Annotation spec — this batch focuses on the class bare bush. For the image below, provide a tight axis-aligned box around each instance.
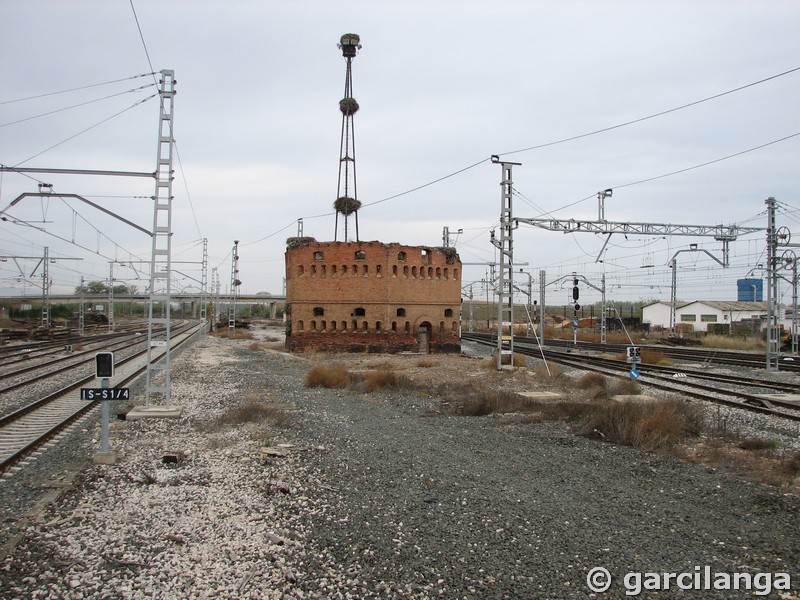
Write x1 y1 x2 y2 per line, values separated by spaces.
305 364 350 388
578 399 703 453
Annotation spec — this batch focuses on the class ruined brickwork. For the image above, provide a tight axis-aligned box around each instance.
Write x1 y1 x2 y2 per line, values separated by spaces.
285 239 461 353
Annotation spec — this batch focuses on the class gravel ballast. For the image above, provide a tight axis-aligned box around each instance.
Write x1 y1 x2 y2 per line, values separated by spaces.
1 329 798 599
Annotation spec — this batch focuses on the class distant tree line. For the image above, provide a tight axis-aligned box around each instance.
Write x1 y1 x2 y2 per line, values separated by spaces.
74 280 138 295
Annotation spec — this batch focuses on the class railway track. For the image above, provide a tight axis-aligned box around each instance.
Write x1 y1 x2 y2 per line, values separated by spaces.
463 333 800 422
534 336 800 372
0 321 205 475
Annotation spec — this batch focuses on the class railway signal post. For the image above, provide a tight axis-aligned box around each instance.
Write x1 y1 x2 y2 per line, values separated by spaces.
84 352 124 464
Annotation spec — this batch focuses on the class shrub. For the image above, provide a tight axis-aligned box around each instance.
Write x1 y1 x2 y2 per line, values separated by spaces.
578 399 703 453
738 437 780 451
360 369 414 392
577 373 607 390
214 400 292 428
305 364 350 388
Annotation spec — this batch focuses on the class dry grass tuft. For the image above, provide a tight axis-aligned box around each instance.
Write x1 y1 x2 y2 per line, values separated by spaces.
248 341 285 352
305 364 350 388
578 399 704 453
577 373 607 390
416 358 438 368
640 349 672 366
701 334 765 351
213 398 293 429
359 368 415 392
737 437 781 451
210 328 255 340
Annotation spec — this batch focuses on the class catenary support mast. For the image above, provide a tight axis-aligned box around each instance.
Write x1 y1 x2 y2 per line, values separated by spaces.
144 70 176 407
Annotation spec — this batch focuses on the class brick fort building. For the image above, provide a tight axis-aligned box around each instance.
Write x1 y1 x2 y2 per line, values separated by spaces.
284 239 462 353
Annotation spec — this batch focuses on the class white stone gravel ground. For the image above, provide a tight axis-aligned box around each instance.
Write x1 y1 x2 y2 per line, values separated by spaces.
1 327 799 599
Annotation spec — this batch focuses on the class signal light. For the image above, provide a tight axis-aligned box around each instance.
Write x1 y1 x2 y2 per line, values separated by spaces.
95 352 114 378
572 286 579 301
574 303 581 312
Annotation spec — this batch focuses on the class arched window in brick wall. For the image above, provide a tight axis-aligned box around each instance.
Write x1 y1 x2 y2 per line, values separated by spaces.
354 307 366 316
444 308 453 317
313 307 324 316
297 320 304 331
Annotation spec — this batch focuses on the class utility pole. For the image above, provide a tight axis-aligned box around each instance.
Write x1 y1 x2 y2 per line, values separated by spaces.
78 275 85 335
228 240 241 338
765 197 781 370
490 155 521 370
200 238 208 330
144 69 176 407
108 261 115 332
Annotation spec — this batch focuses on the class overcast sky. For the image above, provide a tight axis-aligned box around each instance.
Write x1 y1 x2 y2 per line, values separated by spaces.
1 0 799 309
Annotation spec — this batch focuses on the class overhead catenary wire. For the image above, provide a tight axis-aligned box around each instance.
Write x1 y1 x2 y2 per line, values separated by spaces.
496 65 800 158
10 93 158 167
0 83 158 128
0 72 156 105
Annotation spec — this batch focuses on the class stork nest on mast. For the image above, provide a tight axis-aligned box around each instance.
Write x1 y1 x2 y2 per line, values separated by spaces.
339 98 360 115
334 196 362 215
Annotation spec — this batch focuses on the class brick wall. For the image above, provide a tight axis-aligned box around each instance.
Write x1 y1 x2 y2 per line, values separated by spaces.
285 239 461 353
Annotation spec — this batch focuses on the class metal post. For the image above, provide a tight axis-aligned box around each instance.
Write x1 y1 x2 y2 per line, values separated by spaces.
228 240 240 338
99 377 111 454
600 272 607 344
108 262 115 332
144 69 177 407
766 197 780 371
78 275 85 335
491 156 520 370
41 247 50 329
539 270 546 346
200 238 208 330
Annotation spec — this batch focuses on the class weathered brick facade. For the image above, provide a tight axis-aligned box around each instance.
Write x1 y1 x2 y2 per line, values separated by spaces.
285 239 461 353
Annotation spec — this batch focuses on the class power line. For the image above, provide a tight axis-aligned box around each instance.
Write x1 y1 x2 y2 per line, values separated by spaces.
497 65 800 157
129 0 157 80
11 94 158 167
0 83 157 128
0 73 156 105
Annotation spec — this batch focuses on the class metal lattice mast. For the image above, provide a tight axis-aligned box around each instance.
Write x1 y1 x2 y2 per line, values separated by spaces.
490 157 521 369
766 197 781 370
78 276 85 335
334 33 362 242
144 69 176 407
228 240 240 338
200 238 208 327
107 261 115 332
40 247 50 328
210 266 218 331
